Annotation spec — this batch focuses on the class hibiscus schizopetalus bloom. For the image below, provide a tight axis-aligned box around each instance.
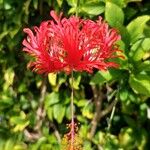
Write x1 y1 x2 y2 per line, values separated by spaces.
22 11 122 74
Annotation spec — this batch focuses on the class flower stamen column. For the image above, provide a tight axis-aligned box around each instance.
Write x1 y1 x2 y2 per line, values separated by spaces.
70 71 74 150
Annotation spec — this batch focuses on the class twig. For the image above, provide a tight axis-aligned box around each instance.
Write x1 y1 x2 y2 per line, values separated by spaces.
101 99 117 118
107 97 118 132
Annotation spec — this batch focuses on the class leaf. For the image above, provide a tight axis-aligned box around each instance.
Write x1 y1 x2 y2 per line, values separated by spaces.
90 70 123 85
3 139 15 150
56 0 63 7
44 92 59 109
90 71 111 85
81 1 105 15
33 0 38 9
48 73 57 86
0 31 8 41
127 15 150 44
115 24 130 46
66 0 77 7
10 111 29 132
119 89 128 102
53 104 65 123
82 103 93 119
129 38 150 61
69 74 81 90
138 60 150 72
107 0 125 8
47 107 53 121
76 99 87 107
4 68 15 90
124 0 142 4
129 73 150 96
0 95 14 110
105 2 124 27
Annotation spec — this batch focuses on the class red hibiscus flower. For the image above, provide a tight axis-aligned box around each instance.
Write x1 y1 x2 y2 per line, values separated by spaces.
22 10 122 74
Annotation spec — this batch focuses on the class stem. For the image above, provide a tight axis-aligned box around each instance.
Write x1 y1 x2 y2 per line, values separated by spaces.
107 98 118 132
71 71 74 150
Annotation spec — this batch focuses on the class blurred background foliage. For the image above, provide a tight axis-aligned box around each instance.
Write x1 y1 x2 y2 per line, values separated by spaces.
0 0 150 149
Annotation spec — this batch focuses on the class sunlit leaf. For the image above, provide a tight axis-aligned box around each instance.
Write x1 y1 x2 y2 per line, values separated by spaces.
105 2 124 27
127 15 150 44
53 104 65 123
129 73 150 96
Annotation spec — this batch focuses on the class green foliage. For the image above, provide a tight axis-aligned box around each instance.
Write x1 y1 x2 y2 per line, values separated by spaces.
0 0 150 149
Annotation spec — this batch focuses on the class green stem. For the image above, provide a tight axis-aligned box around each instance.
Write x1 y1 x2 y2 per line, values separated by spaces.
107 98 117 132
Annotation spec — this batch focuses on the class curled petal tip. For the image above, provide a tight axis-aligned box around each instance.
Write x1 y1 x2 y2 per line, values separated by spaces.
23 28 29 33
50 10 58 21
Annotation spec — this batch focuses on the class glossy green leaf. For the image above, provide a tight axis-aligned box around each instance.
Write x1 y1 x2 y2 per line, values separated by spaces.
44 92 59 109
105 2 124 27
127 15 150 44
138 60 150 72
47 107 53 121
90 70 123 85
81 1 105 15
129 74 150 96
129 38 150 61
119 89 128 102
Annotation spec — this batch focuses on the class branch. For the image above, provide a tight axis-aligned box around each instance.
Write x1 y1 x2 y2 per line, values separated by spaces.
88 86 103 139
101 99 117 118
35 77 47 131
24 129 41 142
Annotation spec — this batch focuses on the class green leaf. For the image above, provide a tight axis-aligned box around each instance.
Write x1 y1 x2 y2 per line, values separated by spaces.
107 0 125 8
47 107 53 121
0 95 14 110
124 0 142 4
119 89 128 102
48 73 57 86
53 104 65 123
4 68 14 91
129 38 150 61
3 139 15 150
76 99 87 107
66 0 77 7
10 111 29 132
105 2 124 27
33 0 38 9
127 15 150 44
44 92 59 109
129 73 150 96
81 1 105 15
69 74 81 90
56 0 63 7
90 70 123 85
138 60 150 72
119 127 135 149
82 102 93 119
